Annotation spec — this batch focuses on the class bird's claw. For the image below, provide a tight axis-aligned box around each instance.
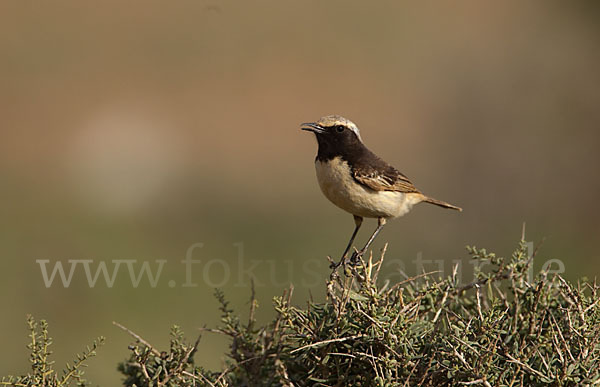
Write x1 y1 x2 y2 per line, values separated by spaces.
331 249 364 270
349 250 364 266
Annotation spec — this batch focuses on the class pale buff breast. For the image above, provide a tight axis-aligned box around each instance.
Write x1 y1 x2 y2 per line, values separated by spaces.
315 157 423 219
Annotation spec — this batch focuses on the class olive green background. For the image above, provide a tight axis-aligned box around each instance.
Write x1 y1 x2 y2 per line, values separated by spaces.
1 1 599 385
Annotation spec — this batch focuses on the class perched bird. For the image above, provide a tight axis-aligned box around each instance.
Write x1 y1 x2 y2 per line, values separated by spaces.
301 115 462 267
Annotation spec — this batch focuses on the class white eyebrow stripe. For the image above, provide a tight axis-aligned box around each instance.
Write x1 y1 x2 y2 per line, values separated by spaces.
317 115 363 142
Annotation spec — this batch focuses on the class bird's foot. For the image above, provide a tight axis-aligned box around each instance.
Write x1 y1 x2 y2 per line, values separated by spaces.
331 249 365 270
349 249 365 266
327 256 339 270
331 254 354 270
331 256 349 270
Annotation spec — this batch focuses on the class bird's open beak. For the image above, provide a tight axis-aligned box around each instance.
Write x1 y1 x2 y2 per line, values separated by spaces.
301 122 326 134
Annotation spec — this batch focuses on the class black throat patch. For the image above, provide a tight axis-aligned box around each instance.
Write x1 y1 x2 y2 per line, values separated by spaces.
315 130 366 163
314 131 413 191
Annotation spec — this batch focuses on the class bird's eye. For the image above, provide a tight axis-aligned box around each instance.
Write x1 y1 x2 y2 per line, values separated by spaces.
336 125 345 133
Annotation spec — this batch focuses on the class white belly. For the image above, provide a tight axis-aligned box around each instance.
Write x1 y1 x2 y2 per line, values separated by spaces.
315 157 422 218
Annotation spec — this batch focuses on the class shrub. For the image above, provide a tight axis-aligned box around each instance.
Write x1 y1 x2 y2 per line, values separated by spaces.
117 240 600 386
1 316 103 387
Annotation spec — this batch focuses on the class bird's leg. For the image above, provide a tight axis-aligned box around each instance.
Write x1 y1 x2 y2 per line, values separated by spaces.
332 215 363 269
350 217 387 265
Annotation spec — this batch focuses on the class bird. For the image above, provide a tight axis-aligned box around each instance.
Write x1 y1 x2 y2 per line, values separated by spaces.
301 115 462 267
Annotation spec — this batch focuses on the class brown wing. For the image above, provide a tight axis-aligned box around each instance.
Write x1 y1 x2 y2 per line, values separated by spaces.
352 161 420 193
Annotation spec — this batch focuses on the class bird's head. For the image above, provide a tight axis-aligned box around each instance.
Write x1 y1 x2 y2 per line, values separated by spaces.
301 115 363 150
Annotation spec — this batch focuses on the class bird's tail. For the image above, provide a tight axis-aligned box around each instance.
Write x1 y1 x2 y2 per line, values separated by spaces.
423 196 462 211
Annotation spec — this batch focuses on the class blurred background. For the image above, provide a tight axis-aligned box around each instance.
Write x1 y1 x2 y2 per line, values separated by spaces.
1 0 599 384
